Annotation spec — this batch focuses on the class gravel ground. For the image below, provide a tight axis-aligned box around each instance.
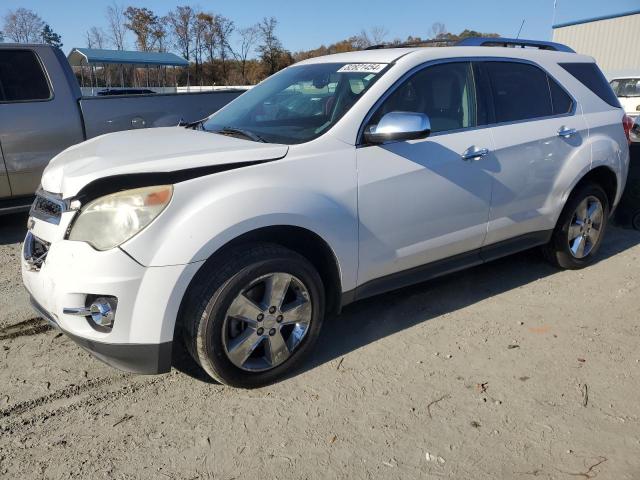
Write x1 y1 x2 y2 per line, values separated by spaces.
1 212 639 479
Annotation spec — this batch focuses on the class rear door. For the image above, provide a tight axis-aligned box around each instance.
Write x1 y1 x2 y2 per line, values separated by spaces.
477 60 589 246
0 47 84 197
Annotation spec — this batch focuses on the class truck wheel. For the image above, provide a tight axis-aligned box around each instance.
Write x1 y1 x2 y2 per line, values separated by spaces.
543 183 609 269
182 243 325 388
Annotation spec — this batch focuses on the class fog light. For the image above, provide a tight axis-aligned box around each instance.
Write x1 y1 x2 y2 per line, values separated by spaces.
89 298 115 327
63 295 117 329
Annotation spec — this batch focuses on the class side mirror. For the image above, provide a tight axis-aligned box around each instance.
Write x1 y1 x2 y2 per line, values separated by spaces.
631 117 640 143
364 111 431 144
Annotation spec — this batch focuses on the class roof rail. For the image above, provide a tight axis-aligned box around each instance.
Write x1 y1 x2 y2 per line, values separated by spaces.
365 39 455 50
456 37 575 53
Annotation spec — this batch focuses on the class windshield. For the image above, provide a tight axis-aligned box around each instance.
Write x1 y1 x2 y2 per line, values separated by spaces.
203 62 388 144
610 78 640 97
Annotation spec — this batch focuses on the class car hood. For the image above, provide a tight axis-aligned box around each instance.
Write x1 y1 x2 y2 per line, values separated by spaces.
41 127 289 197
618 97 640 117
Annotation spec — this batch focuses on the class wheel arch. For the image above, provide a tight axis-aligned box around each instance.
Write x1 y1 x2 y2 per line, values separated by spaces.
570 165 618 212
174 225 344 340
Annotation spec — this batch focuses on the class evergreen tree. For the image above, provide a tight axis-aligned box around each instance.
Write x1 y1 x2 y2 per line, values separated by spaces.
41 24 63 48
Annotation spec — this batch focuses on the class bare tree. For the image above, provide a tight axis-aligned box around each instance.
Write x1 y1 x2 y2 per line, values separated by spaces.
3 8 45 43
233 25 258 84
86 27 108 49
352 26 388 49
430 22 447 39
216 15 235 83
193 12 212 84
370 26 388 45
350 31 371 49
167 6 195 62
106 2 127 50
257 17 283 76
201 13 218 63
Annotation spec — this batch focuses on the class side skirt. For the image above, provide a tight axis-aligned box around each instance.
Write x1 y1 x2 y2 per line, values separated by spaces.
342 230 553 306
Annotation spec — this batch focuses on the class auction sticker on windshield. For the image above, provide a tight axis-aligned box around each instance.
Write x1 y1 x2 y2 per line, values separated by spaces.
337 63 387 74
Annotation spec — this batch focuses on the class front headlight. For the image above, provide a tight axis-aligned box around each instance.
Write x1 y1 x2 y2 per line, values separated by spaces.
69 185 173 251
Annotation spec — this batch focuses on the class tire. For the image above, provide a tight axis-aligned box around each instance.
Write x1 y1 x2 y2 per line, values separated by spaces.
182 243 325 388
543 182 610 269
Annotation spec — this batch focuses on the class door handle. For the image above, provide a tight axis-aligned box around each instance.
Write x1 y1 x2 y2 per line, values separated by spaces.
461 147 489 161
557 126 577 138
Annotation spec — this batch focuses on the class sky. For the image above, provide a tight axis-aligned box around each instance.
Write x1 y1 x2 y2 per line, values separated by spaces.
1 0 638 55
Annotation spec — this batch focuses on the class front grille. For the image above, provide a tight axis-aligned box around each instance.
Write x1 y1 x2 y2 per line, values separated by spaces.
30 191 66 225
23 231 50 271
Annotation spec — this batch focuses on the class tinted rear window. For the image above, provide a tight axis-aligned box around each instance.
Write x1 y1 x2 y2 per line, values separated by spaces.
0 50 51 102
484 62 553 123
560 62 620 108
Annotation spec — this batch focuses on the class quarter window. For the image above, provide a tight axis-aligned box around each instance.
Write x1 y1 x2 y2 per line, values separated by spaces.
560 62 620 108
548 76 573 114
370 62 478 134
483 62 553 123
0 50 51 102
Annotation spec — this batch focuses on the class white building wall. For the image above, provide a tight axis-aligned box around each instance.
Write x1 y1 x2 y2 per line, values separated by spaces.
553 13 640 75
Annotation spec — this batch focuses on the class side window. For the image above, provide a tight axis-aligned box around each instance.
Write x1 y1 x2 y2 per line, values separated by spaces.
548 76 573 115
560 62 620 108
370 62 477 134
483 61 553 123
0 50 51 102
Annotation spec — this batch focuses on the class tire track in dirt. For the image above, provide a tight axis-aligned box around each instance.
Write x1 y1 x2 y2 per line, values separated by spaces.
0 317 51 341
0 376 117 418
0 375 166 433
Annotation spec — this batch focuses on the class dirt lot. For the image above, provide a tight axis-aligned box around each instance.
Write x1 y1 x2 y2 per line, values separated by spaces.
1 211 639 479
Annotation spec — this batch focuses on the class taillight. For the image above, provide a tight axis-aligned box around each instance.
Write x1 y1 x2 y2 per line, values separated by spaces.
623 114 634 145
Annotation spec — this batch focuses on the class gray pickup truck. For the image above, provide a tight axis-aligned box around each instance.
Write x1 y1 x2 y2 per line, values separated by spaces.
0 44 243 212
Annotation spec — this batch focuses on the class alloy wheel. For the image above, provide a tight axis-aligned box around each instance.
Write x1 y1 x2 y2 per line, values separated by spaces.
221 272 312 372
567 195 604 259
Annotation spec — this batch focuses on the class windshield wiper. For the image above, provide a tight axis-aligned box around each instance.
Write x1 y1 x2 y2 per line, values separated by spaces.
216 126 266 143
183 117 208 130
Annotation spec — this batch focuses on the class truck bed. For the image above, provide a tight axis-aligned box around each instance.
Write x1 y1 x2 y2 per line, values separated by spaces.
79 90 243 138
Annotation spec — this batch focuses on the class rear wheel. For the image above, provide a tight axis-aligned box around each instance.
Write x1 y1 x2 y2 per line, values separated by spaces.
543 183 610 269
182 243 325 388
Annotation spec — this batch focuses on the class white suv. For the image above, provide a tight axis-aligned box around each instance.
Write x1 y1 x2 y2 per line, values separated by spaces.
609 74 640 120
23 38 630 387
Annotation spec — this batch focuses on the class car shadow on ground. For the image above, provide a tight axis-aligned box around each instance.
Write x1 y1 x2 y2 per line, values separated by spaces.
173 226 640 385
299 227 640 378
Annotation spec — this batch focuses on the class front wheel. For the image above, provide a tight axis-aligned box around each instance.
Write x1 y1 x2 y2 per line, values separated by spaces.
182 244 325 388
543 182 610 269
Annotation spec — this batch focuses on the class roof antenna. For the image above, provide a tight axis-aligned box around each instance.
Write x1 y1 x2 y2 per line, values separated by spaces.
516 19 525 39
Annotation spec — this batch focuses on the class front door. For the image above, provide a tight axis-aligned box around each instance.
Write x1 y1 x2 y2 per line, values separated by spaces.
356 61 494 293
